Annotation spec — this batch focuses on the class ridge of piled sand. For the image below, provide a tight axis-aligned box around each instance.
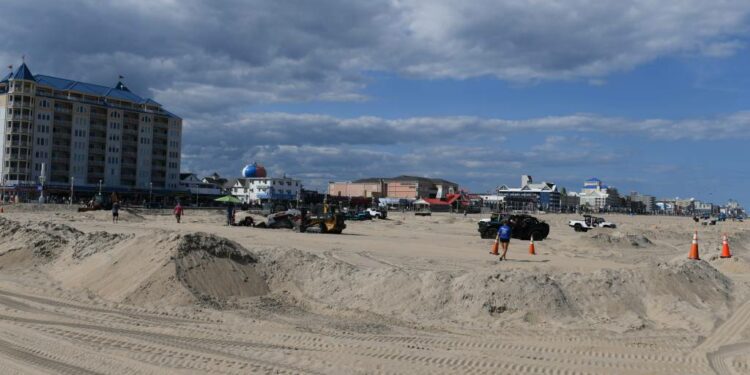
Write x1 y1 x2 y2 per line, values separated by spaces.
0 217 269 308
260 248 736 333
2 209 750 374
0 215 739 334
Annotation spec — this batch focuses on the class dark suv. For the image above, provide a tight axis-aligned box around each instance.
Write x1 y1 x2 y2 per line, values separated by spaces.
478 213 550 241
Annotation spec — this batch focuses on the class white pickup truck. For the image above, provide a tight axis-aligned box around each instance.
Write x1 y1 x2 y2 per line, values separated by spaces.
568 215 616 232
365 208 383 219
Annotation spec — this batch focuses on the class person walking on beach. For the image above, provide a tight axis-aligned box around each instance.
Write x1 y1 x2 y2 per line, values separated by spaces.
112 201 120 223
173 203 183 223
226 205 234 226
497 220 511 261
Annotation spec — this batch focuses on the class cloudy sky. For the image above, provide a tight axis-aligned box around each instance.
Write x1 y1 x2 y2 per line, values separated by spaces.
3 0 750 203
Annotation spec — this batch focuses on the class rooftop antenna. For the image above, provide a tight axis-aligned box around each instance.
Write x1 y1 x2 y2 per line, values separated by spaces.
21 55 25 63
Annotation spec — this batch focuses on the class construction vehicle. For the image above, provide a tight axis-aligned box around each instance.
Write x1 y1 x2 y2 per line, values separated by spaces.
568 215 616 232
254 209 300 229
478 213 550 240
300 203 346 234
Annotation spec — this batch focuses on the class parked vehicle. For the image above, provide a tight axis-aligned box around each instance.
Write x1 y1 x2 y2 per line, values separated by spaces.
478 213 550 241
365 208 387 219
568 215 616 232
345 210 373 221
415 207 432 216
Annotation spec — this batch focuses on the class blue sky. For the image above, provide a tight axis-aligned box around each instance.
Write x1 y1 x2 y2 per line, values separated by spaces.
2 1 749 204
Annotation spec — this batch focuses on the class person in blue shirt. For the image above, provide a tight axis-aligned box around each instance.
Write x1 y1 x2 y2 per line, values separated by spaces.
497 220 511 261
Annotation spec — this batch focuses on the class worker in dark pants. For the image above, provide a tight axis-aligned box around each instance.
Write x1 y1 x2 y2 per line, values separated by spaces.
226 205 234 226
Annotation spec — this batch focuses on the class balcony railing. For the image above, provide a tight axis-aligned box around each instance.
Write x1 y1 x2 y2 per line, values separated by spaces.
5 167 29 174
8 114 33 122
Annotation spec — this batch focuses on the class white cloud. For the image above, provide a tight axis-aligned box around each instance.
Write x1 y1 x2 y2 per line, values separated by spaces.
179 110 750 191
1 0 748 113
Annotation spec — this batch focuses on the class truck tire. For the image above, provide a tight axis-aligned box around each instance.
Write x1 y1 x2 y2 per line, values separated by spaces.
574 224 584 232
529 229 544 241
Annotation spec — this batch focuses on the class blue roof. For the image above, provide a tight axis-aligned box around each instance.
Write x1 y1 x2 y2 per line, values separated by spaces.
585 178 602 183
114 81 131 92
34 74 160 106
13 63 36 82
1 71 12 82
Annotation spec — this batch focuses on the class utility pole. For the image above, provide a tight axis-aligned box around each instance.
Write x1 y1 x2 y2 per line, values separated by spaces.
70 176 74 205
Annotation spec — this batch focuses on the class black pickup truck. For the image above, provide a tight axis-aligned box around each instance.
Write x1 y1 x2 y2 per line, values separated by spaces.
477 213 550 241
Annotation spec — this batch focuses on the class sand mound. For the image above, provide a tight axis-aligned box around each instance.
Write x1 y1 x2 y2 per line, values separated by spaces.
261 249 734 332
174 233 268 307
48 231 268 307
0 217 134 264
587 231 653 248
72 231 134 259
0 217 79 264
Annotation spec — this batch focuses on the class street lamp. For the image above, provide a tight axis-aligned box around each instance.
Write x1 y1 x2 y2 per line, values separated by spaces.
149 182 153 204
38 163 46 204
70 176 74 205
98 179 102 195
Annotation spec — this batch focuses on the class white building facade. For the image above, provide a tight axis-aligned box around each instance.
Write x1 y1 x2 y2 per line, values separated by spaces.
0 63 182 191
496 175 561 212
231 176 301 204
179 173 222 195
579 178 620 210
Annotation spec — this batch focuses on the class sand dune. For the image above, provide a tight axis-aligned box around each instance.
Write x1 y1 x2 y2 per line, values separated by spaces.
0 205 749 374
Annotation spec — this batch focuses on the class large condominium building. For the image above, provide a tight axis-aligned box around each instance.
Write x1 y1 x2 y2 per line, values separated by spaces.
0 63 182 191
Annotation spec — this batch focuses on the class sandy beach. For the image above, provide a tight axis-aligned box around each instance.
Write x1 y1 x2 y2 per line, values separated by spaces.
0 204 748 374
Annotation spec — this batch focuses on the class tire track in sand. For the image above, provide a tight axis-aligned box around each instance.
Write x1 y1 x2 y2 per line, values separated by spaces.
695 298 750 375
0 336 101 375
708 342 750 375
696 299 750 354
0 313 327 375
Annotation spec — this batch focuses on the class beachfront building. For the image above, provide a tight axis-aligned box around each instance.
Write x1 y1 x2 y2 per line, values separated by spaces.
327 179 386 198
629 192 656 213
328 175 458 200
496 175 561 212
0 62 182 194
231 177 301 204
230 163 301 204
693 200 714 216
578 178 620 211
560 191 581 213
655 199 676 214
723 199 746 218
179 173 222 195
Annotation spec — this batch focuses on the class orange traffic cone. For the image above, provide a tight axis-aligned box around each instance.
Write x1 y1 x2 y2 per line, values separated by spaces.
529 235 536 255
720 234 732 258
688 231 700 260
490 233 499 255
